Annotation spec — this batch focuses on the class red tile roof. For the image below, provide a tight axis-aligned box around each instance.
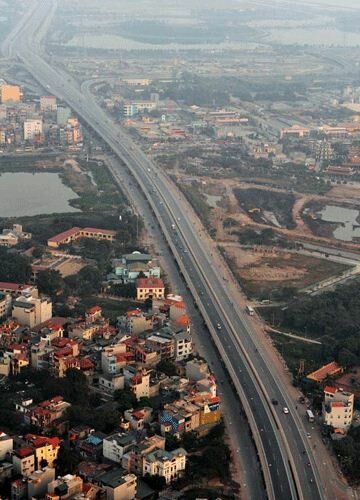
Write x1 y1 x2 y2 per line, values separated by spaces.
324 386 337 394
83 227 116 236
136 277 164 289
332 402 345 408
0 282 31 291
86 306 102 315
307 361 342 382
48 227 81 244
14 447 34 459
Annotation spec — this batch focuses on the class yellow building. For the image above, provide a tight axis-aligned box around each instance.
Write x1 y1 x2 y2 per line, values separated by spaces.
0 84 21 103
24 434 60 468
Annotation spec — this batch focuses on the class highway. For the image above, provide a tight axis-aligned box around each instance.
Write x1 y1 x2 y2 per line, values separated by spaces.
3 2 327 499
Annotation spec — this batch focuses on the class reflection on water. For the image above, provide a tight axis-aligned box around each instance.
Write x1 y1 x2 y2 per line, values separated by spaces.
320 205 360 241
0 172 80 217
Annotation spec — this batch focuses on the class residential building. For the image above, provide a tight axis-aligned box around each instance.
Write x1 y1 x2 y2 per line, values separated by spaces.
12 294 52 328
101 343 133 375
126 367 151 400
142 448 187 484
109 252 160 284
136 278 165 301
28 467 56 499
118 309 154 335
12 447 35 477
0 292 12 318
40 95 57 112
122 435 165 475
46 474 83 500
24 119 43 141
26 396 71 430
99 372 125 393
24 433 60 468
124 407 153 431
323 386 354 430
102 432 137 464
96 468 137 500
0 224 31 247
0 432 13 460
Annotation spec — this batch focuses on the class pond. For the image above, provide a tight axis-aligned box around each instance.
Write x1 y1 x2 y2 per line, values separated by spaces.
0 172 80 217
319 205 360 242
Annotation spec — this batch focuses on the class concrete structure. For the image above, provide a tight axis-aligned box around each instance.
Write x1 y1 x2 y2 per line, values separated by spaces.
28 467 56 499
40 95 57 111
24 433 60 468
136 277 165 301
0 224 31 247
24 119 43 141
109 252 160 284
97 468 137 500
47 227 116 248
46 474 83 499
118 309 154 335
57 106 71 125
12 295 52 328
0 432 13 461
142 448 186 484
102 432 137 464
122 435 165 475
323 386 354 431
12 447 35 477
99 372 125 393
0 292 12 318
124 407 153 431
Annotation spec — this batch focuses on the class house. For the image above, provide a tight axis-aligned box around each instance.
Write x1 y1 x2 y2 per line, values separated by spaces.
122 435 165 475
96 468 137 500
23 433 60 468
0 432 13 460
46 474 83 500
12 447 35 477
136 278 165 301
118 309 154 335
0 224 31 247
27 467 56 499
99 372 125 393
102 432 137 464
124 407 153 431
323 386 354 431
12 294 52 328
109 252 161 284
142 448 187 485
27 396 71 430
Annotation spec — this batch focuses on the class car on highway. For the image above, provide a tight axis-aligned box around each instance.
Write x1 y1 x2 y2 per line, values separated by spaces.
271 398 278 406
283 407 289 414
217 323 222 330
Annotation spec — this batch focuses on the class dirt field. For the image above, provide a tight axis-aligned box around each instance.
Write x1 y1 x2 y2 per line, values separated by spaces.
221 244 350 298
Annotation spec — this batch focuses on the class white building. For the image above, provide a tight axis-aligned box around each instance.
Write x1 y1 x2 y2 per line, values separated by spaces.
12 294 52 328
0 432 13 460
24 119 43 141
102 432 137 464
99 372 125 393
323 386 354 430
0 292 12 318
142 448 187 484
174 331 193 361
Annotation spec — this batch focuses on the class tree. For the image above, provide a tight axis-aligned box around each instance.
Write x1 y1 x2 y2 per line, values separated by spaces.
37 269 64 297
0 247 31 282
32 246 44 259
114 389 137 412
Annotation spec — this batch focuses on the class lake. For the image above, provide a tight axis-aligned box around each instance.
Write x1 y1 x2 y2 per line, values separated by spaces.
0 172 80 217
319 205 360 242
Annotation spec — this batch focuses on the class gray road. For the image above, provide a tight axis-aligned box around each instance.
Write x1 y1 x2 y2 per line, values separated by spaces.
3 1 327 498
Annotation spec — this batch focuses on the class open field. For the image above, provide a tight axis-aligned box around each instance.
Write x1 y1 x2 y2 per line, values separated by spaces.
220 244 350 299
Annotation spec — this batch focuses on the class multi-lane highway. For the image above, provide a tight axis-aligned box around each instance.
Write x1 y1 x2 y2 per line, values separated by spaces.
3 1 328 498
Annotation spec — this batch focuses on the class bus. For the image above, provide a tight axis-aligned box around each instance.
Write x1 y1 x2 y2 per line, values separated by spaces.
306 409 315 423
246 305 255 316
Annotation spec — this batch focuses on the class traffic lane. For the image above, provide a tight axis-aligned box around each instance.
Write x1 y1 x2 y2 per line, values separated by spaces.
175 254 292 499
21 57 298 498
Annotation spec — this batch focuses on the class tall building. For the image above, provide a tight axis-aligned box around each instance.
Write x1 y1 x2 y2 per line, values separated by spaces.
24 119 43 141
323 386 354 430
40 95 57 112
56 106 71 126
0 84 21 103
12 295 52 328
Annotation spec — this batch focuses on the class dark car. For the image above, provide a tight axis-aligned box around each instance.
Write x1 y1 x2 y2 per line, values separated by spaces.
271 399 278 406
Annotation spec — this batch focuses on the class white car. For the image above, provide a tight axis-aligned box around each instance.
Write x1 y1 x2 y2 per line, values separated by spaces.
283 407 289 414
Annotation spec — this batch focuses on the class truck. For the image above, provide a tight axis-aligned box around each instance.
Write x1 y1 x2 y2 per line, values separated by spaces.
246 305 255 316
306 409 315 423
